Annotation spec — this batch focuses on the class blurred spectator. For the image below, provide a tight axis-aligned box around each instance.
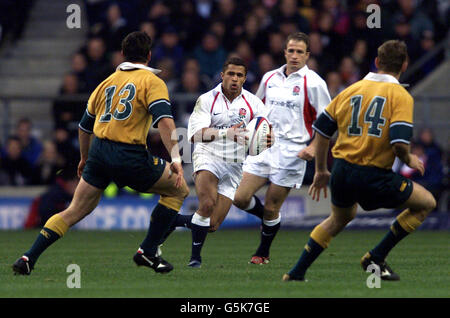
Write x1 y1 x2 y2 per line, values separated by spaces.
393 14 420 62
322 0 350 36
99 2 130 52
139 20 157 40
193 32 227 81
211 0 244 50
25 167 79 228
267 32 285 67
70 52 89 93
0 0 32 45
52 74 85 143
110 50 126 69
416 30 440 77
272 0 310 35
83 37 112 92
314 10 341 57
239 14 267 56
155 57 179 94
15 118 42 167
306 56 319 74
0 136 34 186
351 39 370 76
308 31 336 77
171 0 207 51
326 71 345 99
338 56 359 87
53 126 79 169
396 0 434 42
417 128 445 209
31 140 65 185
146 1 171 31
183 57 212 89
151 26 184 73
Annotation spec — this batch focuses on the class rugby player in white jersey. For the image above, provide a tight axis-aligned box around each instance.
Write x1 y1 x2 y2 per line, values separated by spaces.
233 32 332 265
173 56 272 267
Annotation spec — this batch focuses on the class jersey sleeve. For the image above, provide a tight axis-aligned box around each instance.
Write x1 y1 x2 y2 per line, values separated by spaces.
389 92 414 144
312 96 338 139
256 72 273 103
253 95 269 119
308 79 332 115
188 96 211 142
79 91 98 133
146 77 173 128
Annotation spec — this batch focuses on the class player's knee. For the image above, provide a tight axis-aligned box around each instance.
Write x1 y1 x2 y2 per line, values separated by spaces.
233 194 251 210
263 205 279 220
198 197 216 215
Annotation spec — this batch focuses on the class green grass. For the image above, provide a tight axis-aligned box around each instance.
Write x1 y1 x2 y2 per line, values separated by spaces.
0 229 448 298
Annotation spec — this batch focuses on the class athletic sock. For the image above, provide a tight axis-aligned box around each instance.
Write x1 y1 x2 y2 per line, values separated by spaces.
288 224 332 279
24 214 69 266
140 203 178 257
254 216 281 257
369 209 421 262
244 196 264 219
190 212 210 261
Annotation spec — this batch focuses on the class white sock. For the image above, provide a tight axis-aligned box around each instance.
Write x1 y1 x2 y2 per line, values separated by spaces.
263 215 281 227
245 196 256 211
191 212 210 227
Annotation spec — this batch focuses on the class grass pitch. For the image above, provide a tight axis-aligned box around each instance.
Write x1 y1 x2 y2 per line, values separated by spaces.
0 229 448 298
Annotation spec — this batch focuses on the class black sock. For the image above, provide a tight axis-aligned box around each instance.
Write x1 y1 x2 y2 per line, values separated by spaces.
140 203 178 257
370 220 409 262
254 220 281 257
190 223 209 261
25 228 61 267
175 214 193 228
245 196 264 219
288 237 324 279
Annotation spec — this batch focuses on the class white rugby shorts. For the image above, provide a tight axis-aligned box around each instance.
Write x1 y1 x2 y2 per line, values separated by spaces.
243 141 307 188
193 154 243 200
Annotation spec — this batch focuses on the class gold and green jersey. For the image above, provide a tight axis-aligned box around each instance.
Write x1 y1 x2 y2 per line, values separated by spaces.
79 62 172 146
313 72 413 170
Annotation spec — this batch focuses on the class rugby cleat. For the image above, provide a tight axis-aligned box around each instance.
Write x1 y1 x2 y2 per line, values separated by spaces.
187 257 202 268
360 252 400 281
249 255 270 265
133 248 173 273
282 273 307 282
12 255 33 275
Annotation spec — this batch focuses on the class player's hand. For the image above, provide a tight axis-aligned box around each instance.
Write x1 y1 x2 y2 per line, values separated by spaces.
308 170 330 202
77 159 86 178
169 161 184 188
407 154 425 176
227 121 248 145
297 144 315 161
266 124 275 148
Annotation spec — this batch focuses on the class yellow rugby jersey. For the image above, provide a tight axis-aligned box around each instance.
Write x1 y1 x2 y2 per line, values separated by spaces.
79 62 172 146
313 72 413 170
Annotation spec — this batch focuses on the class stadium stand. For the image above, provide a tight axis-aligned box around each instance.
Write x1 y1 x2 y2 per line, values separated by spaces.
0 0 448 213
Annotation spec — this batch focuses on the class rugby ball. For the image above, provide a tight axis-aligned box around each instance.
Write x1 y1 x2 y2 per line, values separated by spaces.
246 116 271 156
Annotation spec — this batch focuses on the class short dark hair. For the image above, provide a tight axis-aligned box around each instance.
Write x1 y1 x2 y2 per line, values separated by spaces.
222 56 247 75
121 31 152 63
285 32 310 52
377 40 408 74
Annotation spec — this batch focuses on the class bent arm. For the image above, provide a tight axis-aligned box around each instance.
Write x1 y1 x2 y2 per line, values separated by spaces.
157 117 181 161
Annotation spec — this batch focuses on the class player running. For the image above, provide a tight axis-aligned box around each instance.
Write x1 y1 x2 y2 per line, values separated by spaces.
12 31 189 275
171 56 273 268
283 40 436 282
233 32 331 265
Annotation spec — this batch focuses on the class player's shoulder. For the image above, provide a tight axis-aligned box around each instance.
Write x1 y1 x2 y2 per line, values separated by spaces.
242 88 263 105
305 68 327 87
261 68 280 83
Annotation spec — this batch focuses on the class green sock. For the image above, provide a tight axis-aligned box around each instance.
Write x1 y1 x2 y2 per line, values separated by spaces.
288 238 324 279
370 220 409 262
24 228 61 266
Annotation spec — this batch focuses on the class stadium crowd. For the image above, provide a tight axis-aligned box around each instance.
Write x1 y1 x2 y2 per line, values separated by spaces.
0 0 448 210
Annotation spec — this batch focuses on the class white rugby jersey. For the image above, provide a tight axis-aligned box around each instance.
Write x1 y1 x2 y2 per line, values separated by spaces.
256 64 331 145
188 83 267 162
